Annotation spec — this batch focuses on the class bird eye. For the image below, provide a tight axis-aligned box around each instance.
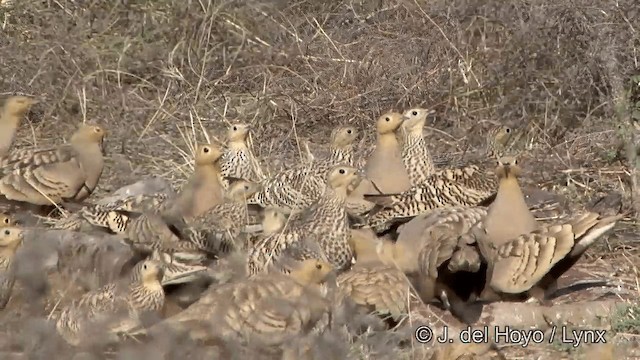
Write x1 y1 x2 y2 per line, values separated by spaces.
315 263 322 270
94 128 102 133
505 127 511 133
514 159 518 165
3 218 8 224
4 230 10 235
347 129 352 134
233 126 238 131
203 147 210 153
339 169 346 174
385 117 390 122
412 111 418 116
143 264 148 270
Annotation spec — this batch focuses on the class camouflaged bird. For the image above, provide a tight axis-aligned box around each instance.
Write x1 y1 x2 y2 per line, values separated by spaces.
219 122 265 190
51 192 169 232
470 156 622 303
0 95 38 159
362 121 515 233
55 259 165 346
0 124 106 205
148 249 209 286
247 126 358 212
412 157 622 321
247 165 360 276
0 226 24 309
244 206 288 250
398 108 436 186
133 258 334 347
364 172 493 234
336 228 411 324
399 108 501 190
187 179 263 255
73 144 225 261
409 157 533 315
475 211 621 304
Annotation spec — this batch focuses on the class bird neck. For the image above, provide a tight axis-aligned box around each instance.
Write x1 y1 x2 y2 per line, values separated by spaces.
0 107 23 127
227 140 247 150
493 176 529 209
142 279 164 292
376 132 400 149
0 111 23 156
289 270 316 287
194 162 221 181
324 185 348 203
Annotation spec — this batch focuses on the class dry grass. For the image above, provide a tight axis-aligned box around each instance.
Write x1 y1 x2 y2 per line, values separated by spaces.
1 0 640 358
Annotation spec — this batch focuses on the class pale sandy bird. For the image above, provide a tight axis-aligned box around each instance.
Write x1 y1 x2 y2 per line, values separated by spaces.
247 126 358 212
0 124 106 206
0 212 16 228
411 157 622 322
476 211 621 304
411 157 537 316
336 228 411 324
61 144 225 263
244 206 288 250
357 111 411 194
165 143 226 219
186 179 263 254
0 95 38 159
471 157 622 303
219 122 265 190
479 156 538 245
136 258 334 348
260 206 287 236
54 143 224 235
55 258 165 346
346 112 409 218
0 226 24 309
247 165 360 275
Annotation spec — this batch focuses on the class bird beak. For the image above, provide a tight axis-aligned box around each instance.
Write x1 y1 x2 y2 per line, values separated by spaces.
427 109 436 115
503 164 511 176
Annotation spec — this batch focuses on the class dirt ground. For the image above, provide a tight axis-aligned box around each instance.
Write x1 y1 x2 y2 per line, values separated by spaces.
1 0 639 358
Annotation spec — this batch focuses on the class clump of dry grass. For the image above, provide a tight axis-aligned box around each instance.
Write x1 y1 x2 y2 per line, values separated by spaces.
0 0 639 358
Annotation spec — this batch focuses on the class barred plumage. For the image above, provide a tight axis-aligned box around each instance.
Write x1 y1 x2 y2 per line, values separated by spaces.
220 123 265 190
247 126 358 212
247 165 359 276
55 259 165 346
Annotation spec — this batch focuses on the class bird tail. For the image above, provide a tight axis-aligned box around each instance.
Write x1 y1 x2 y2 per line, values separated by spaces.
569 212 624 258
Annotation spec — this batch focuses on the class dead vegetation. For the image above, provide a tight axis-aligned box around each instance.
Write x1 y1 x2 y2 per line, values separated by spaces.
1 0 639 358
